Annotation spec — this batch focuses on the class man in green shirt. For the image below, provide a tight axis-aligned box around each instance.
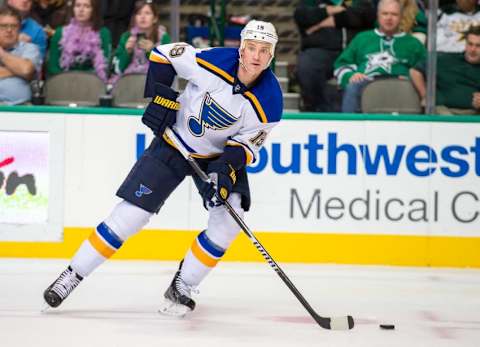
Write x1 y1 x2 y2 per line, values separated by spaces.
333 0 426 113
410 25 480 115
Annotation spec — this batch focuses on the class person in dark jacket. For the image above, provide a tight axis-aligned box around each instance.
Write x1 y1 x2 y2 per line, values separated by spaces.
294 0 376 112
100 0 135 47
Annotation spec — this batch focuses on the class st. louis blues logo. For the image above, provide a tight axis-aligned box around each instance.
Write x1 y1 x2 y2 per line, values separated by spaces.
188 93 238 137
135 184 152 198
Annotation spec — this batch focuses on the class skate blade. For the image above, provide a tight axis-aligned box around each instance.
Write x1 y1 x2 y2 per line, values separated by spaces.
158 298 192 317
41 302 52 313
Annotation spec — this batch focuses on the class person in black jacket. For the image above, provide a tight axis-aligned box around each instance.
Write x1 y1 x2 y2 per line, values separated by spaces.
100 0 135 47
294 0 376 112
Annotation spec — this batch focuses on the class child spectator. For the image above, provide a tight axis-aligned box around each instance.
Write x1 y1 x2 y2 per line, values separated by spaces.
47 0 111 82
110 0 170 84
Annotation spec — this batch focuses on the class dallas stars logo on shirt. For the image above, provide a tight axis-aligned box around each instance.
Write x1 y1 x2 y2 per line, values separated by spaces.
365 51 396 74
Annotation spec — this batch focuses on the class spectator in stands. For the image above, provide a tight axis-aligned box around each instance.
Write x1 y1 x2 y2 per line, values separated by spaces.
334 0 425 113
7 0 47 57
294 0 376 112
0 6 41 104
110 0 170 84
399 0 427 43
31 0 70 38
437 0 480 52
410 25 480 115
47 0 111 82
100 0 136 47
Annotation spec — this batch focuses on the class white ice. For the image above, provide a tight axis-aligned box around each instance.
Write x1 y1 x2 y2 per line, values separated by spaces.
0 259 479 347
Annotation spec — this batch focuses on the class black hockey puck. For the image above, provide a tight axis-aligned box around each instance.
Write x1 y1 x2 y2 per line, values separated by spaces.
379 324 395 330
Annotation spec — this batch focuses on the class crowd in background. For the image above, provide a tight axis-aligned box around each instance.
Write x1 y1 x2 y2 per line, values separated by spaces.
0 0 478 114
0 0 170 105
295 0 480 114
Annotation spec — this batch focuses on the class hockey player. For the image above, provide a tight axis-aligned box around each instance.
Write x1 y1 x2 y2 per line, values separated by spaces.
43 20 283 315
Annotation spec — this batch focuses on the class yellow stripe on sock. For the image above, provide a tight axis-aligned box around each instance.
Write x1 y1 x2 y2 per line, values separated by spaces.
88 232 116 258
191 239 219 267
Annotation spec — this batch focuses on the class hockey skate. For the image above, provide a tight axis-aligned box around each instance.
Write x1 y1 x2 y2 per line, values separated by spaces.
43 266 83 308
159 263 197 317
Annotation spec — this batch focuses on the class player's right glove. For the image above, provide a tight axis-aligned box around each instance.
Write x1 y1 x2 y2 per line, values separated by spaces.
142 83 180 136
199 146 246 208
202 161 237 208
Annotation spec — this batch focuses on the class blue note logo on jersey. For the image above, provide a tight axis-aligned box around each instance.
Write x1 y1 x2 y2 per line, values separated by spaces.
135 184 152 198
188 93 238 137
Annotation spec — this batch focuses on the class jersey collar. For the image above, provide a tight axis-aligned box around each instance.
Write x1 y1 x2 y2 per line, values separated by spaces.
232 67 267 95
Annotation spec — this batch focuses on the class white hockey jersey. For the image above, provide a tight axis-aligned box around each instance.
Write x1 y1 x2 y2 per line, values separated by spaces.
437 8 480 53
148 43 283 165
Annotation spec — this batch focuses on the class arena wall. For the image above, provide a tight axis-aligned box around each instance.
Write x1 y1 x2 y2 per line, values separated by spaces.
1 106 479 267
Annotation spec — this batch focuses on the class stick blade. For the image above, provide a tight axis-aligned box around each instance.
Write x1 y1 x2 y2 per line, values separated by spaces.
329 315 355 330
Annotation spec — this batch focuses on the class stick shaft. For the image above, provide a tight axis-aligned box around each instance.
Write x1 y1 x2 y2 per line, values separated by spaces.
164 127 353 330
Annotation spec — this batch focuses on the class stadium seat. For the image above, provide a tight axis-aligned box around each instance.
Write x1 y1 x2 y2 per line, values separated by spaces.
111 74 148 108
44 72 105 106
361 78 422 114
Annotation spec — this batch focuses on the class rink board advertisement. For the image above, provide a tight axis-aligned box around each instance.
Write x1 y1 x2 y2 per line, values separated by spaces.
0 113 64 241
0 131 49 224
0 108 479 266
246 120 480 236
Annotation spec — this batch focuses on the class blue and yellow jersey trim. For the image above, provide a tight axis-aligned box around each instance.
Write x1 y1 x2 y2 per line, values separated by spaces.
196 57 234 84
195 48 282 124
243 91 268 123
149 48 171 64
162 131 221 159
226 139 255 165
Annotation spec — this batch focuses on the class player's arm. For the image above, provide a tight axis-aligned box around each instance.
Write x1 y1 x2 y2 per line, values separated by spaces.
203 119 279 205
141 45 180 136
143 43 202 135
227 121 278 166
141 82 180 136
144 47 177 97
145 43 203 97
201 85 282 204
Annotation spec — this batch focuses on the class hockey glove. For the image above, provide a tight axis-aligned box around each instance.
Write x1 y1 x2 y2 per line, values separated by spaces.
201 161 237 208
142 83 180 136
200 146 246 208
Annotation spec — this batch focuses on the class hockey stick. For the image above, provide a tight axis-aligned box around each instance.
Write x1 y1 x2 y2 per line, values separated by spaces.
164 127 354 330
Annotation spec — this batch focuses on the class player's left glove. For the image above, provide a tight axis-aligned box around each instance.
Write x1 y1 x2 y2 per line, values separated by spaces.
199 146 246 208
142 83 180 136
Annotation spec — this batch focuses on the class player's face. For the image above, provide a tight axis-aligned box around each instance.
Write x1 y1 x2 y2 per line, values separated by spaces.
241 40 272 74
465 34 480 64
377 1 401 36
135 5 156 31
74 0 93 24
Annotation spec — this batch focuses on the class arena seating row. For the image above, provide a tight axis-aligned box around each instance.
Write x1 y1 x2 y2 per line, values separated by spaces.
41 70 420 114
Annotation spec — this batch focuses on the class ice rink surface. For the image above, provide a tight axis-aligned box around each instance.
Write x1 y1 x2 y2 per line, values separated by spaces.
0 258 479 347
